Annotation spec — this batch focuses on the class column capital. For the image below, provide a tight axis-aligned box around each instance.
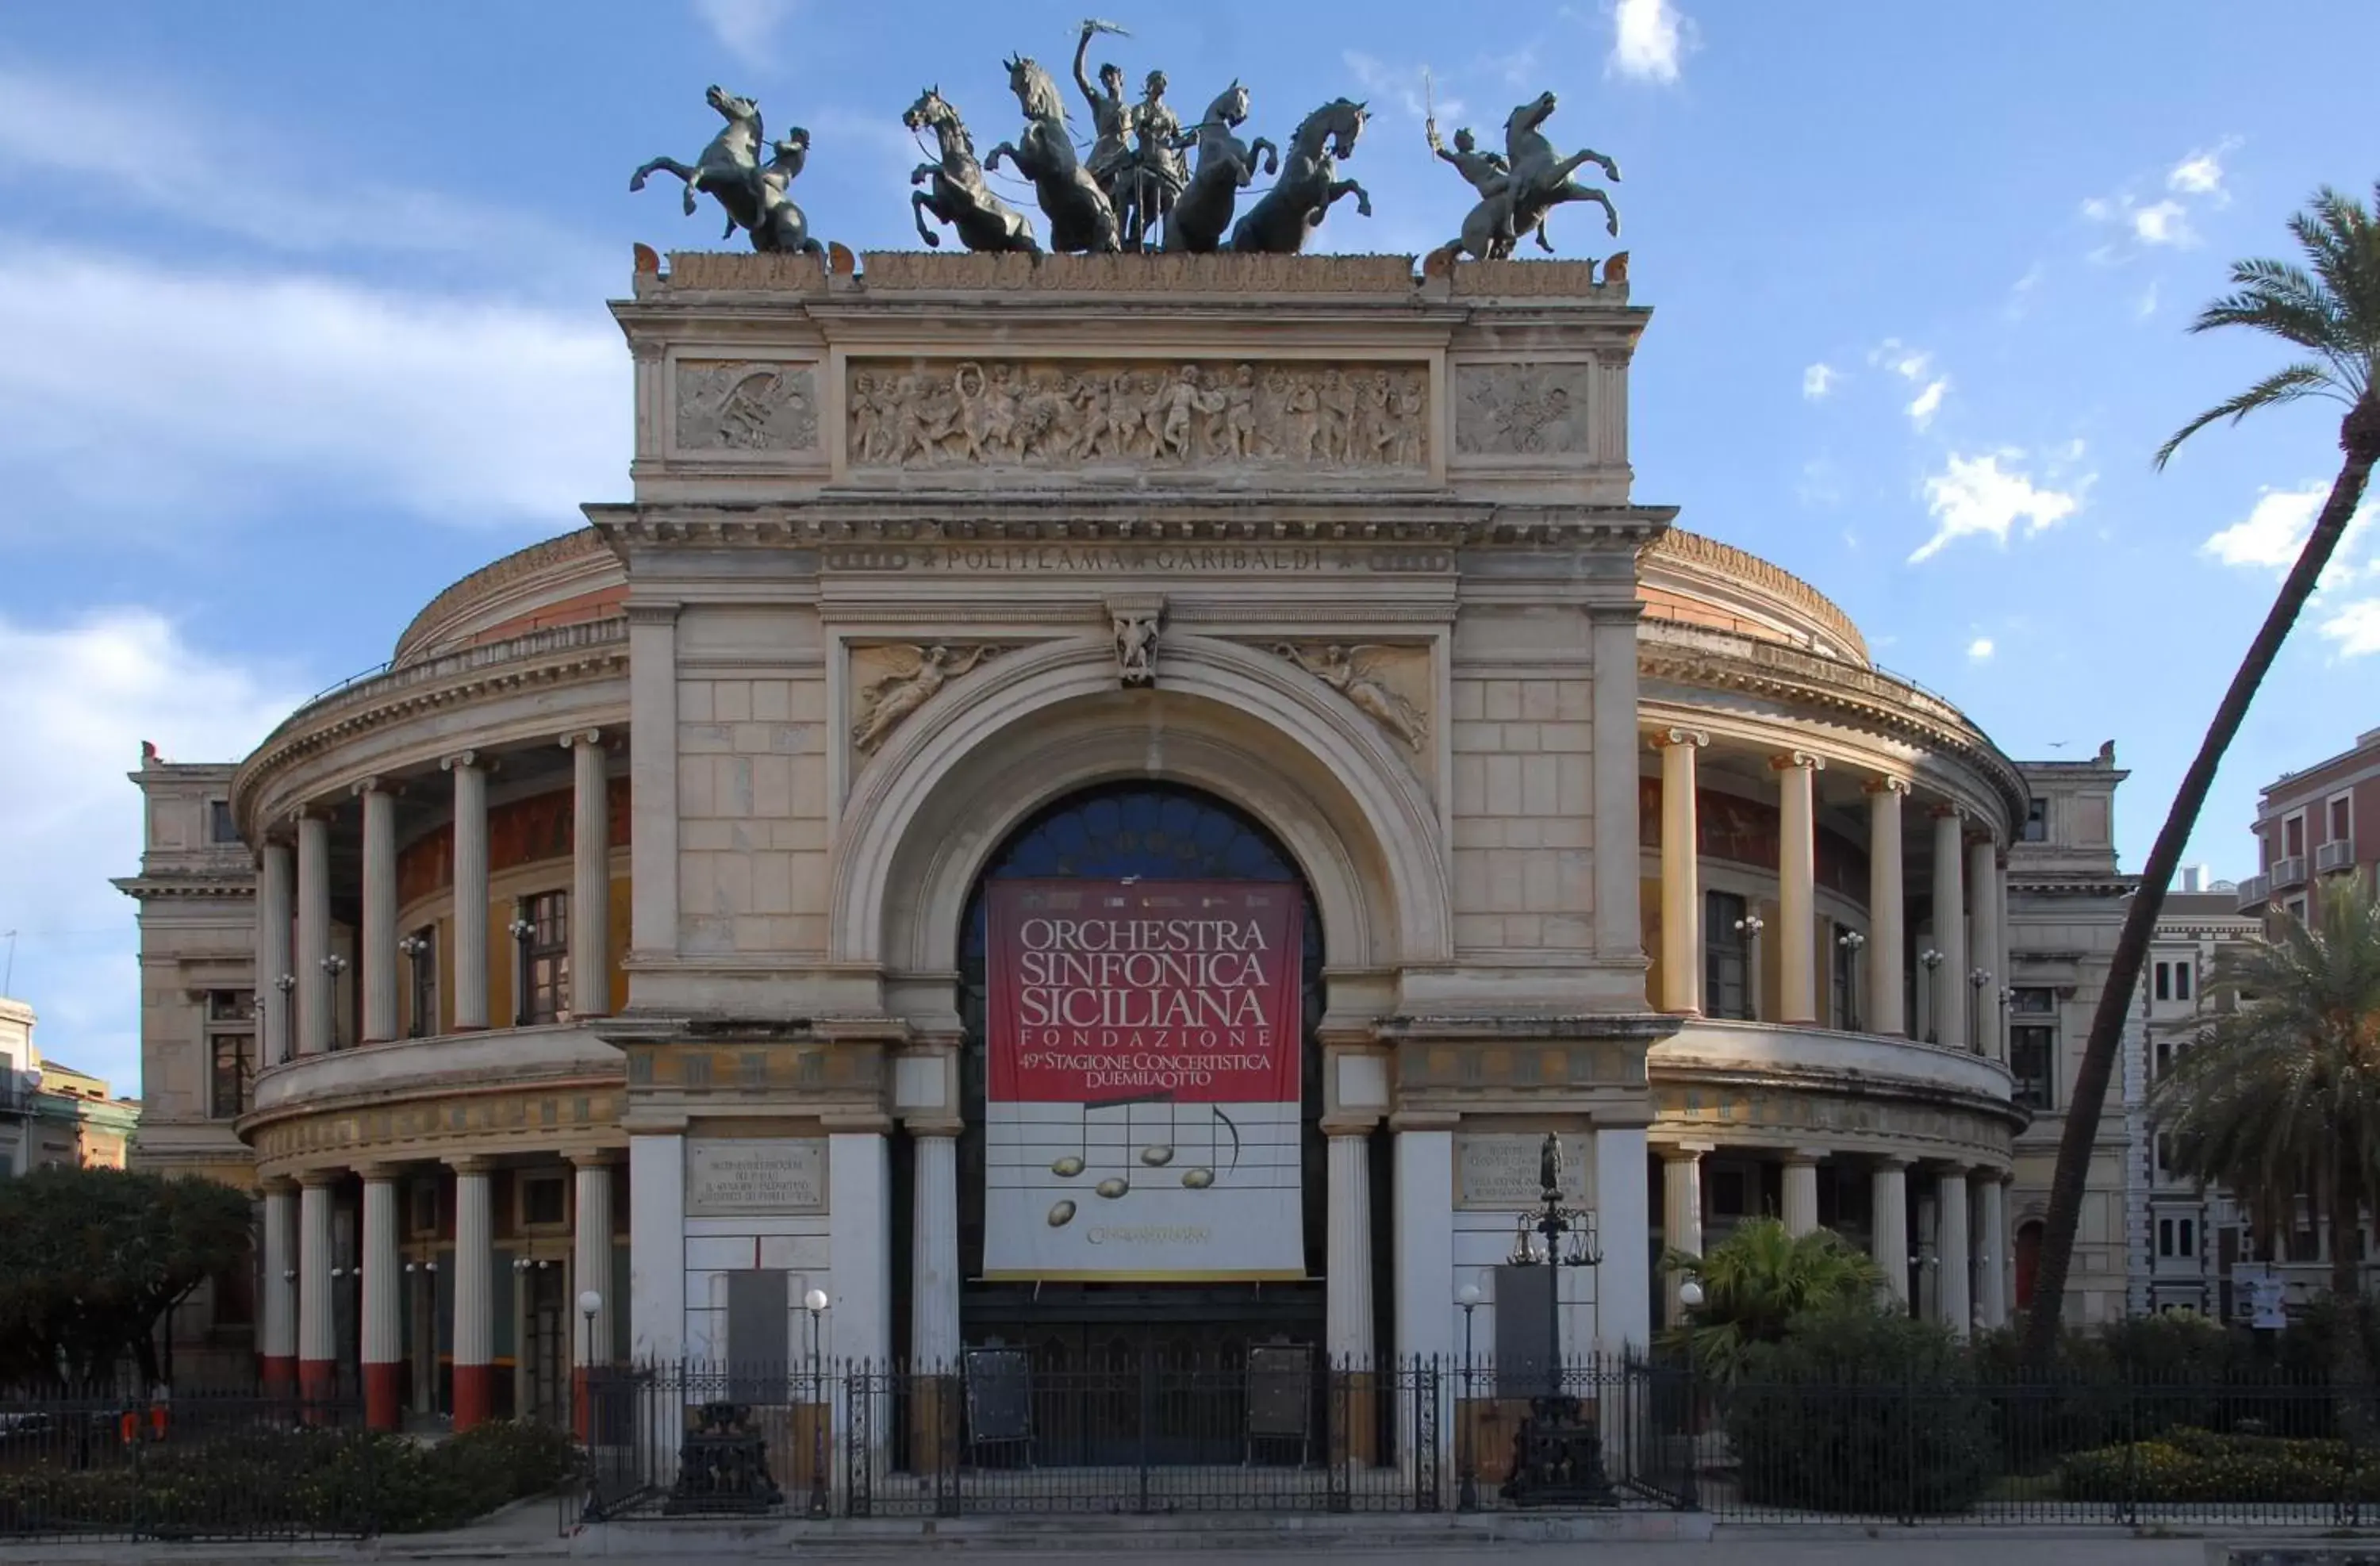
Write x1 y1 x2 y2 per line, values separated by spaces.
1871 1153 1914 1171
296 1167 343 1188
567 1147 625 1169
259 1175 299 1197
904 1118 965 1138
559 727 605 750
1319 1115 1383 1138
355 1162 404 1183
288 804 331 825
440 750 481 773
1864 775 1913 796
1783 1147 1831 1166
1656 1139 1716 1161
1650 727 1710 750
624 601 682 627
445 1154 497 1176
1930 802 1967 821
1769 750 1827 773
352 776 400 799
1929 1159 1973 1179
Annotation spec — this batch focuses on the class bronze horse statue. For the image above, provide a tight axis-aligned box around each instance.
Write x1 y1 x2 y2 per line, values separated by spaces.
904 86 1038 252
985 54 1121 254
630 84 770 242
750 132 826 255
1228 97 1370 254
1163 82 1277 255
1447 91 1620 262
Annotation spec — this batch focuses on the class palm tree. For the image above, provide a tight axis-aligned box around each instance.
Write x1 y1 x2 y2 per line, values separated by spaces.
2024 185 2380 1363
2153 875 2380 1359
1663 1216 1887 1385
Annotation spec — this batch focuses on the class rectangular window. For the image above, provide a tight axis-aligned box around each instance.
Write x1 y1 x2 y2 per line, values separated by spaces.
1710 1169 1748 1218
208 988 251 1022
209 800 239 843
520 1173 568 1230
2154 1038 2171 1079
2011 1025 2056 1111
2156 1216 2198 1259
1704 890 1750 1021
2331 795 2354 841
517 892 570 1026
409 1180 440 1236
2175 959 2192 1001
2010 986 2056 1015
2285 813 2305 858
406 926 438 1038
2021 798 2048 842
209 1030 255 1119
2155 962 2171 1001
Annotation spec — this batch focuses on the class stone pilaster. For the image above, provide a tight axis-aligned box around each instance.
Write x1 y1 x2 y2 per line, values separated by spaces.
908 1132 961 1370
1326 1132 1376 1368
565 731 612 1019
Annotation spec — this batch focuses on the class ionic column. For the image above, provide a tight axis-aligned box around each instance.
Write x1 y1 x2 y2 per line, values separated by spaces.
297 1171 337 1403
257 842 294 1066
295 812 332 1055
1654 729 1708 1013
1866 778 1910 1037
565 731 612 1019
260 1180 297 1391
1976 1176 2010 1329
1662 1142 1710 1326
358 781 398 1044
1871 1157 1912 1310
909 1131 961 1371
1782 1150 1823 1238
1937 1167 1972 1337
451 1157 494 1430
444 754 489 1031
1968 838 2004 1059
1326 1130 1376 1368
572 1151 618 1438
1932 807 1968 1050
360 1167 401 1429
1774 751 1825 1023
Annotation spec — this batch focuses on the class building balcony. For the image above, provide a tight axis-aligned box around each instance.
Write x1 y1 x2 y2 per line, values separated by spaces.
2236 873 2271 911
2271 854 2309 889
247 1023 623 1122
2317 838 2359 876
1652 1017 2017 1116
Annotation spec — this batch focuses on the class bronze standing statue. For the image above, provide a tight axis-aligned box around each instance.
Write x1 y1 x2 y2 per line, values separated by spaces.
1228 97 1370 254
1165 81 1277 254
1428 119 1553 258
904 86 1039 252
987 52 1122 253
1445 91 1620 263
631 85 831 255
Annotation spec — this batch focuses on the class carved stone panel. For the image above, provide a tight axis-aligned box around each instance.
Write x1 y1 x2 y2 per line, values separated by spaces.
846 643 1003 758
1270 641 1432 754
846 359 1429 472
1453 363 1595 458
674 361 820 454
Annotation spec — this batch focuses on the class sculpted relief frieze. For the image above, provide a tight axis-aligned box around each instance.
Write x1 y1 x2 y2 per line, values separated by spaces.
1272 642 1430 753
846 359 1429 472
674 360 821 453
1453 362 1594 458
847 643 1004 756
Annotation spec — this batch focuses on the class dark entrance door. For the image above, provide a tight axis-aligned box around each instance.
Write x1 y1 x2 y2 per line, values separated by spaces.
922 781 1372 1466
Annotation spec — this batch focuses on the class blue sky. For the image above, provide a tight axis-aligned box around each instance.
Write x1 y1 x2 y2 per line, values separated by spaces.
2 0 2375 1092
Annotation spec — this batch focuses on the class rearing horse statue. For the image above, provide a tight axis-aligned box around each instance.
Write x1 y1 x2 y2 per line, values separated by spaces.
630 84 769 242
904 86 1038 252
1228 97 1370 255
1163 82 1277 255
985 54 1121 254
1448 91 1621 263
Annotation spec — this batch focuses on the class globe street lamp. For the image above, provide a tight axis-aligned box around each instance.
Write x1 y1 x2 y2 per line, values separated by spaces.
1837 929 1866 1031
1677 1278 1706 1510
1967 968 1991 1054
1735 915 1766 1021
804 1288 831 1518
274 973 297 1064
1456 1283 1484 1511
1919 949 1944 1042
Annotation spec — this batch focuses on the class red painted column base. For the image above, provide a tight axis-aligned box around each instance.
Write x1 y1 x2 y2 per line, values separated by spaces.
260 1355 296 1395
572 1366 591 1443
298 1359 336 1424
364 1361 404 1432
452 1363 493 1431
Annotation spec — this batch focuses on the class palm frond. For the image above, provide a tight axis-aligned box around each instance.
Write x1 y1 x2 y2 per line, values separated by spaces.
2291 187 2380 342
2155 363 2339 468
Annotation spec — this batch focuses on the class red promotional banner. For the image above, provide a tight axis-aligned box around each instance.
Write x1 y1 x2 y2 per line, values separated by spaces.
987 880 1304 1105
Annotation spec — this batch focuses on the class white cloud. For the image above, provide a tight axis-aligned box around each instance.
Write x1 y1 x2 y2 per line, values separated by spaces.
2320 599 2380 658
693 0 798 68
1967 637 1996 661
1907 378 1949 430
2200 482 2378 572
1910 451 2084 563
2006 262 2045 320
2132 199 2194 248
0 611 303 1093
0 60 595 269
1609 0 1694 85
2168 140 2238 202
1802 363 1839 400
0 241 627 532
2137 280 2161 318
1871 339 1933 382
1342 52 1459 123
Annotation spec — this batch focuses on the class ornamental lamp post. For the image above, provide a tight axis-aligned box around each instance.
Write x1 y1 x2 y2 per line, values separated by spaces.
1837 929 1866 1031
508 918 536 1027
1500 1134 1613 1507
274 973 298 1063
320 955 348 1051
1919 949 1944 1042
1967 968 1991 1054
1676 1277 1706 1510
804 1288 830 1518
1735 914 1766 1021
1456 1283 1484 1511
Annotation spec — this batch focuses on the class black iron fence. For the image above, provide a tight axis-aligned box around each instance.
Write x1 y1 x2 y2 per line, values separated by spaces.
0 1390 374 1542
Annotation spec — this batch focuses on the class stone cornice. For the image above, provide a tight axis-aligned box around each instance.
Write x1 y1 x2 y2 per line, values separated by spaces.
1637 622 2026 831
231 619 628 839
393 528 612 665
110 874 256 902
1643 528 1868 662
588 501 1676 550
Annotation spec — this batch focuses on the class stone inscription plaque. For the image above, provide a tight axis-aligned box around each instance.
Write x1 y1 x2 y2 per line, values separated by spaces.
685 1138 828 1217
1457 1134 1589 1211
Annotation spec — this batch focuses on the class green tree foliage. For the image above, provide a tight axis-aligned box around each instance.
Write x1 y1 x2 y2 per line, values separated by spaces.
0 1168 255 1390
1661 1216 1888 1384
2029 185 2380 1361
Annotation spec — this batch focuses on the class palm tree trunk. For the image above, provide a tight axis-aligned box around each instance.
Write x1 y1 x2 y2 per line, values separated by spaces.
2022 398 2380 1366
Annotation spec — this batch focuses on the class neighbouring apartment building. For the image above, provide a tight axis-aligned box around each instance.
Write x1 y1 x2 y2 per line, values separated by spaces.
0 997 144 1174
2237 724 2379 924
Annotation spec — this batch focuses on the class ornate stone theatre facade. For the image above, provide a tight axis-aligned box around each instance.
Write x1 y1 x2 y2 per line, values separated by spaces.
125 250 2039 1436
